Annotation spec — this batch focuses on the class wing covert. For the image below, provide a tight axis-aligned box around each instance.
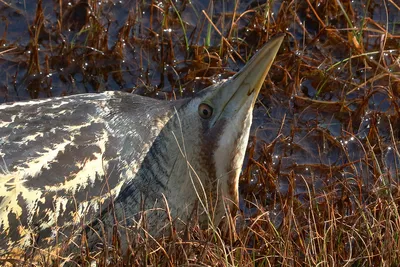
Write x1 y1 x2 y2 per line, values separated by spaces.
0 91 175 254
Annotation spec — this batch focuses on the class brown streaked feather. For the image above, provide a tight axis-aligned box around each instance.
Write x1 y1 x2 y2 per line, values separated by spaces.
0 91 178 255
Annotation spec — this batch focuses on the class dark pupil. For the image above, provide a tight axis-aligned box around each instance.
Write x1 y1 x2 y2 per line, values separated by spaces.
203 109 209 116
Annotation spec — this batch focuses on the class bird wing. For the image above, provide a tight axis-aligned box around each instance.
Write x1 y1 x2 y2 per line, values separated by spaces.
0 91 173 253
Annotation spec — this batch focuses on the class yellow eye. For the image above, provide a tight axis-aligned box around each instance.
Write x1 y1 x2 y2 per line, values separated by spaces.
198 103 213 119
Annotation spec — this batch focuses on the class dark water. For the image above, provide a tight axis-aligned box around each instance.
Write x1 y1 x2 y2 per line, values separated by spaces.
0 0 268 101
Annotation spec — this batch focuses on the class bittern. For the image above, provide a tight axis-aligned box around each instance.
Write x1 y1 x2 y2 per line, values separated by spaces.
0 35 284 257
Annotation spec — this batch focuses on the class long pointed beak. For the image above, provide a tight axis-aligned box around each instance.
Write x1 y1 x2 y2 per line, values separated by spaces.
210 34 284 126
230 34 285 105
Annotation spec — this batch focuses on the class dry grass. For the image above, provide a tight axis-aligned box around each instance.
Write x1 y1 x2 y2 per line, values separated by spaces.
1 0 400 266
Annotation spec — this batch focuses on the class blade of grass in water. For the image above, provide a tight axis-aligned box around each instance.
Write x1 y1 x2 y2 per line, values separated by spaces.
170 0 189 51
205 0 214 47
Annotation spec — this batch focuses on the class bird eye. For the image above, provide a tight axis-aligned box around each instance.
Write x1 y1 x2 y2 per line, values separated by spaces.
198 103 213 119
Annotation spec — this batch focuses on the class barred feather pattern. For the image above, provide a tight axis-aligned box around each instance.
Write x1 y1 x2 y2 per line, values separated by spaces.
0 91 178 255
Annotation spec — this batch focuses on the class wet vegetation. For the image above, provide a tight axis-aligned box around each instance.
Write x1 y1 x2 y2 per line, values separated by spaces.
1 0 400 266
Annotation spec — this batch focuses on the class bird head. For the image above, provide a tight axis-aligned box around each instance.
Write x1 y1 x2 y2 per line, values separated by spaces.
159 35 285 227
